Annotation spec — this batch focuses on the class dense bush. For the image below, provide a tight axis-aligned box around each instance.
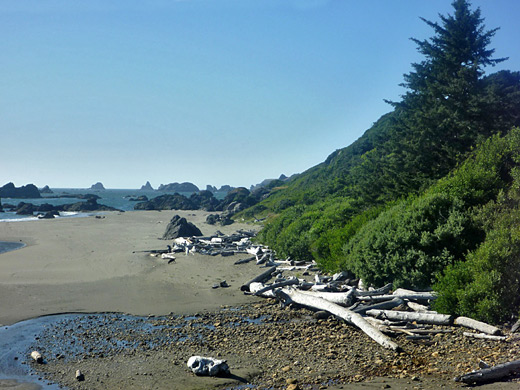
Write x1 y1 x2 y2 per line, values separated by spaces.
434 130 520 323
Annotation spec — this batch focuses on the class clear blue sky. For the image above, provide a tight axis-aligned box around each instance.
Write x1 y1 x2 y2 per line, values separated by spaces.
2 0 519 190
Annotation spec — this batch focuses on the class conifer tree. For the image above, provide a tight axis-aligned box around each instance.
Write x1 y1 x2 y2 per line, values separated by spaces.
385 0 507 194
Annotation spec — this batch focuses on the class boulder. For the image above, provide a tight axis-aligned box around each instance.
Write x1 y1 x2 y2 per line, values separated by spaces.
16 202 35 215
162 215 203 240
38 211 58 219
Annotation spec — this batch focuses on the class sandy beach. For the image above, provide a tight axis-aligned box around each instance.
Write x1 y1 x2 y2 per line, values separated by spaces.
1 211 519 390
0 210 261 326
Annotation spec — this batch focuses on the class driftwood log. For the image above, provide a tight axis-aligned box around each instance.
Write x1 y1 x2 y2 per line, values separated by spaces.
274 288 400 351
455 359 520 384
462 332 507 341
252 278 299 296
454 316 502 335
366 309 453 325
240 266 277 292
352 297 404 314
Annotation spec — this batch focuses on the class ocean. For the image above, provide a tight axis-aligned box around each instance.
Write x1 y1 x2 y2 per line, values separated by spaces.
0 188 227 222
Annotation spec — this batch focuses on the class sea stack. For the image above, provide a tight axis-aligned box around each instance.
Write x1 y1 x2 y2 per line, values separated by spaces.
90 182 105 190
140 181 154 191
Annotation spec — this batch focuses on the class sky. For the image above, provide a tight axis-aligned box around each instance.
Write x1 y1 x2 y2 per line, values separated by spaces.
1 0 519 190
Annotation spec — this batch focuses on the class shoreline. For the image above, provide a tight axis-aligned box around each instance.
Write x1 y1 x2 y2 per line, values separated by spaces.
0 210 261 325
2 211 519 390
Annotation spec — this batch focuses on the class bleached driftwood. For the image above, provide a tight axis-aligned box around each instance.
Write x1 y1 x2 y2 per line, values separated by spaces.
366 309 453 325
75 370 85 381
352 297 404 314
274 288 400 351
293 289 356 306
31 351 43 363
354 283 393 297
252 278 299 296
454 316 501 336
462 332 507 341
187 356 230 376
454 359 520 384
406 301 435 313
358 291 437 303
240 266 277 292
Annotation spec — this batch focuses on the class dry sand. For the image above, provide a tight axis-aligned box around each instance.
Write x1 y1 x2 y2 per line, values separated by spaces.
0 210 261 326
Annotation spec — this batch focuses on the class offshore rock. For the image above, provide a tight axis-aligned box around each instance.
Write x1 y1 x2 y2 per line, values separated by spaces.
0 182 41 198
157 182 199 192
40 185 54 194
90 182 105 190
140 181 154 191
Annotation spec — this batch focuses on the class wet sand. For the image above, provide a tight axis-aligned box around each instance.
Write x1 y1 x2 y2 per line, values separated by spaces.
0 210 261 326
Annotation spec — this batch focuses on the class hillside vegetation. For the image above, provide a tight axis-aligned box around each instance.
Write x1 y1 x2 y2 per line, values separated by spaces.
238 0 520 323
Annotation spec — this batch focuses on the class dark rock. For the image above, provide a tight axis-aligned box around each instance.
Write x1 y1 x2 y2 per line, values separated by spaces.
189 190 219 211
40 185 54 194
206 214 219 225
38 211 58 219
206 185 218 192
157 182 199 193
0 182 41 198
218 185 235 193
162 215 203 239
134 194 196 210
37 203 57 212
90 182 105 190
61 198 120 212
16 202 35 215
140 181 154 191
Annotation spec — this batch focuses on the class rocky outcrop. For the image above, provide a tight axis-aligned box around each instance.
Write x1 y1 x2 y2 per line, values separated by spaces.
134 194 196 210
218 185 235 193
90 182 105 190
206 213 233 226
0 183 41 199
61 198 119 212
40 185 54 194
157 182 199 193
162 215 203 240
206 185 218 192
15 202 35 215
140 181 154 191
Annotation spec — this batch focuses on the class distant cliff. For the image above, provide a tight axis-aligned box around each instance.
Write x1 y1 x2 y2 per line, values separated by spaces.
0 182 41 198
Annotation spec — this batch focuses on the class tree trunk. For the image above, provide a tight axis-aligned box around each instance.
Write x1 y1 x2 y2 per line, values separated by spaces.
366 309 453 325
274 288 400 351
455 359 520 384
352 297 404 314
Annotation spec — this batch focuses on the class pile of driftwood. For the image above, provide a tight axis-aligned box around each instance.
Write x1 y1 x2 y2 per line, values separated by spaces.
234 242 519 385
155 230 519 385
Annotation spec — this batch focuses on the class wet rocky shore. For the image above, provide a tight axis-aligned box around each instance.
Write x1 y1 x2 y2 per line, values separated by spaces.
22 300 520 390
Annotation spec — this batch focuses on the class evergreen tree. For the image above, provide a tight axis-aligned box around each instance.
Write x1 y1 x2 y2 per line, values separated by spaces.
384 0 507 196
